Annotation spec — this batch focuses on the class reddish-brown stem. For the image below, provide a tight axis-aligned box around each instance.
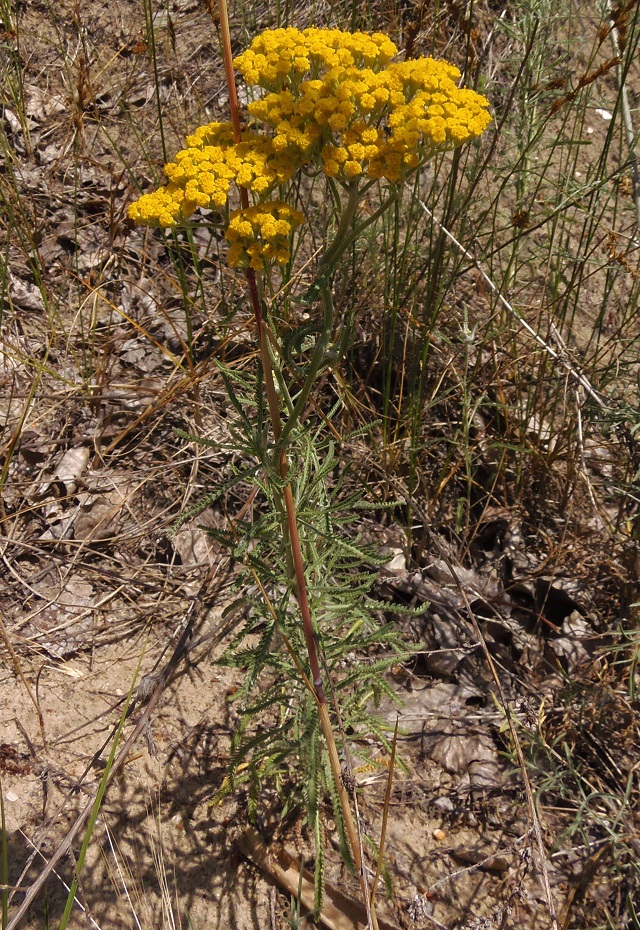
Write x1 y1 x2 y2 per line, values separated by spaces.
280 476 326 701
217 0 243 147
215 4 367 901
217 1 326 705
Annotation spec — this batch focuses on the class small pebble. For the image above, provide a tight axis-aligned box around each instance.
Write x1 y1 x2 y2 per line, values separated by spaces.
433 828 446 841
433 796 454 813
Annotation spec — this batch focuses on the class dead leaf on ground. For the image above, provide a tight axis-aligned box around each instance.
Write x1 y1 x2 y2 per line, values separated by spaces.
172 514 218 569
21 574 97 657
74 475 136 541
8 273 45 312
54 447 92 490
430 726 507 792
548 613 594 673
24 83 66 120
449 843 512 873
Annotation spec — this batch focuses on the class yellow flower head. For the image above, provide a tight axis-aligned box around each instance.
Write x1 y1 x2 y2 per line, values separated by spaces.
128 122 303 228
129 28 491 258
234 28 490 184
225 201 305 270
234 27 397 91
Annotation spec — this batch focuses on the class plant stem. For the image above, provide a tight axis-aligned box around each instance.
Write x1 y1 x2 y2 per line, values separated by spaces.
255 287 373 912
277 282 334 448
216 0 326 706
249 261 371 913
316 181 362 274
217 0 242 148
216 7 372 915
278 183 403 448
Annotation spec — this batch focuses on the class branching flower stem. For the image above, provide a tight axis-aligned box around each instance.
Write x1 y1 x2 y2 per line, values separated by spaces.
277 182 402 450
277 282 333 449
216 1 372 917
315 181 361 274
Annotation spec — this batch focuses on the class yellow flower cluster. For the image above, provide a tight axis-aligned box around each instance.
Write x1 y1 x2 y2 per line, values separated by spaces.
128 122 301 227
128 27 491 271
225 201 305 270
234 27 397 89
235 27 491 184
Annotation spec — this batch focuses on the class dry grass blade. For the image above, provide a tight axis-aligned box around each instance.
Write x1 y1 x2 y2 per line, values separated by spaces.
369 716 398 914
14 829 102 930
605 0 640 234
407 185 607 411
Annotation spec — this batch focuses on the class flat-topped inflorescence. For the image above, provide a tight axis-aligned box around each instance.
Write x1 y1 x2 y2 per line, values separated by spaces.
225 200 305 270
128 122 300 227
128 26 491 269
236 28 491 183
233 27 398 88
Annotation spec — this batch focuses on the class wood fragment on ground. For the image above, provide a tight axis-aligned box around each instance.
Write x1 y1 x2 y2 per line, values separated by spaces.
239 827 401 930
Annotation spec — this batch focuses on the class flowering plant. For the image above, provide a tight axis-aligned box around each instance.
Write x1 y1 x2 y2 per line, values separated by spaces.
129 22 490 917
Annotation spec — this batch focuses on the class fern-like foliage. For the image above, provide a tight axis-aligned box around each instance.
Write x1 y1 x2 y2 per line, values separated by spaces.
193 363 406 894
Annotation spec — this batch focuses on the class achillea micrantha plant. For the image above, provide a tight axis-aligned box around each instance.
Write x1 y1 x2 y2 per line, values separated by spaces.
129 26 490 270
130 23 490 915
